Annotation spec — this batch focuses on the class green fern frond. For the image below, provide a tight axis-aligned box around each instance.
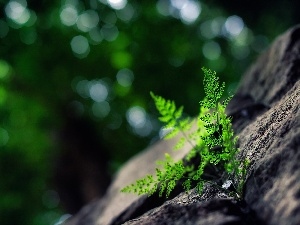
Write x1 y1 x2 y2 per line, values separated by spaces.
150 92 183 126
196 180 205 193
174 137 186 151
163 127 180 139
200 67 225 110
122 67 249 200
179 117 193 131
183 179 191 191
150 91 194 150
120 174 157 196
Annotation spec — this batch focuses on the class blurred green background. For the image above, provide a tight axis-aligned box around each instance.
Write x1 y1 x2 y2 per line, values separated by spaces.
0 0 299 224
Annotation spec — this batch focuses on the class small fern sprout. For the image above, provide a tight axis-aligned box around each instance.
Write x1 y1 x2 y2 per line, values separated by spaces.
121 67 249 200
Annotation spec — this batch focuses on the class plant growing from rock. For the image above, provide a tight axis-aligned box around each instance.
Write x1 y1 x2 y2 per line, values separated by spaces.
121 67 249 200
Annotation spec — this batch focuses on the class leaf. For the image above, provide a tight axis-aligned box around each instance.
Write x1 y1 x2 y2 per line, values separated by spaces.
196 181 205 193
159 181 166 197
179 117 192 131
174 137 186 151
166 180 176 197
174 106 184 119
158 115 172 123
183 179 191 191
164 127 180 139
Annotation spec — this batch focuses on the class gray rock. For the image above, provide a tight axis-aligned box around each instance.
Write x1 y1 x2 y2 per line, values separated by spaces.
65 25 300 225
233 25 300 225
123 185 252 225
65 135 192 225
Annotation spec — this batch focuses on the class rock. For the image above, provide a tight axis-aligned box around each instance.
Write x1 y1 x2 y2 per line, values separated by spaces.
123 185 263 225
65 25 300 225
65 136 192 225
231 25 300 225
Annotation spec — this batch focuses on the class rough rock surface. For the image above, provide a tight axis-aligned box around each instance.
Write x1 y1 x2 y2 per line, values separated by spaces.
122 185 263 225
232 25 300 225
65 25 300 225
65 136 192 225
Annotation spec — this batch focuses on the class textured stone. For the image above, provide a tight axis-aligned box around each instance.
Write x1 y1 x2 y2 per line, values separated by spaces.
231 25 300 225
65 25 300 225
65 135 192 225
123 185 262 225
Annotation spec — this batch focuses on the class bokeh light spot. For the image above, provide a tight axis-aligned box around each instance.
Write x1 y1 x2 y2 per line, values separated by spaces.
202 41 221 60
76 10 99 32
102 12 117 25
200 17 225 39
116 68 134 87
224 15 244 37
70 35 90 57
211 17 225 37
92 101 110 118
101 25 119 42
5 0 31 25
89 28 103 44
25 10 37 27
199 20 215 39
233 27 253 46
107 0 127 10
111 51 132 69
180 0 201 24
0 60 11 79
89 81 109 102
168 0 201 24
156 0 170 16
116 3 135 22
76 79 90 98
5 0 26 20
136 120 153 137
170 0 186 9
126 106 146 129
60 5 78 26
126 106 152 136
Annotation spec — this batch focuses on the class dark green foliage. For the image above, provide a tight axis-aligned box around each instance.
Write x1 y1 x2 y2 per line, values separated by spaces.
121 67 249 199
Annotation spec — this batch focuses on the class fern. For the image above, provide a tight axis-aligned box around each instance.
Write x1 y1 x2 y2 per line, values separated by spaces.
121 67 249 200
121 153 185 198
150 91 192 141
